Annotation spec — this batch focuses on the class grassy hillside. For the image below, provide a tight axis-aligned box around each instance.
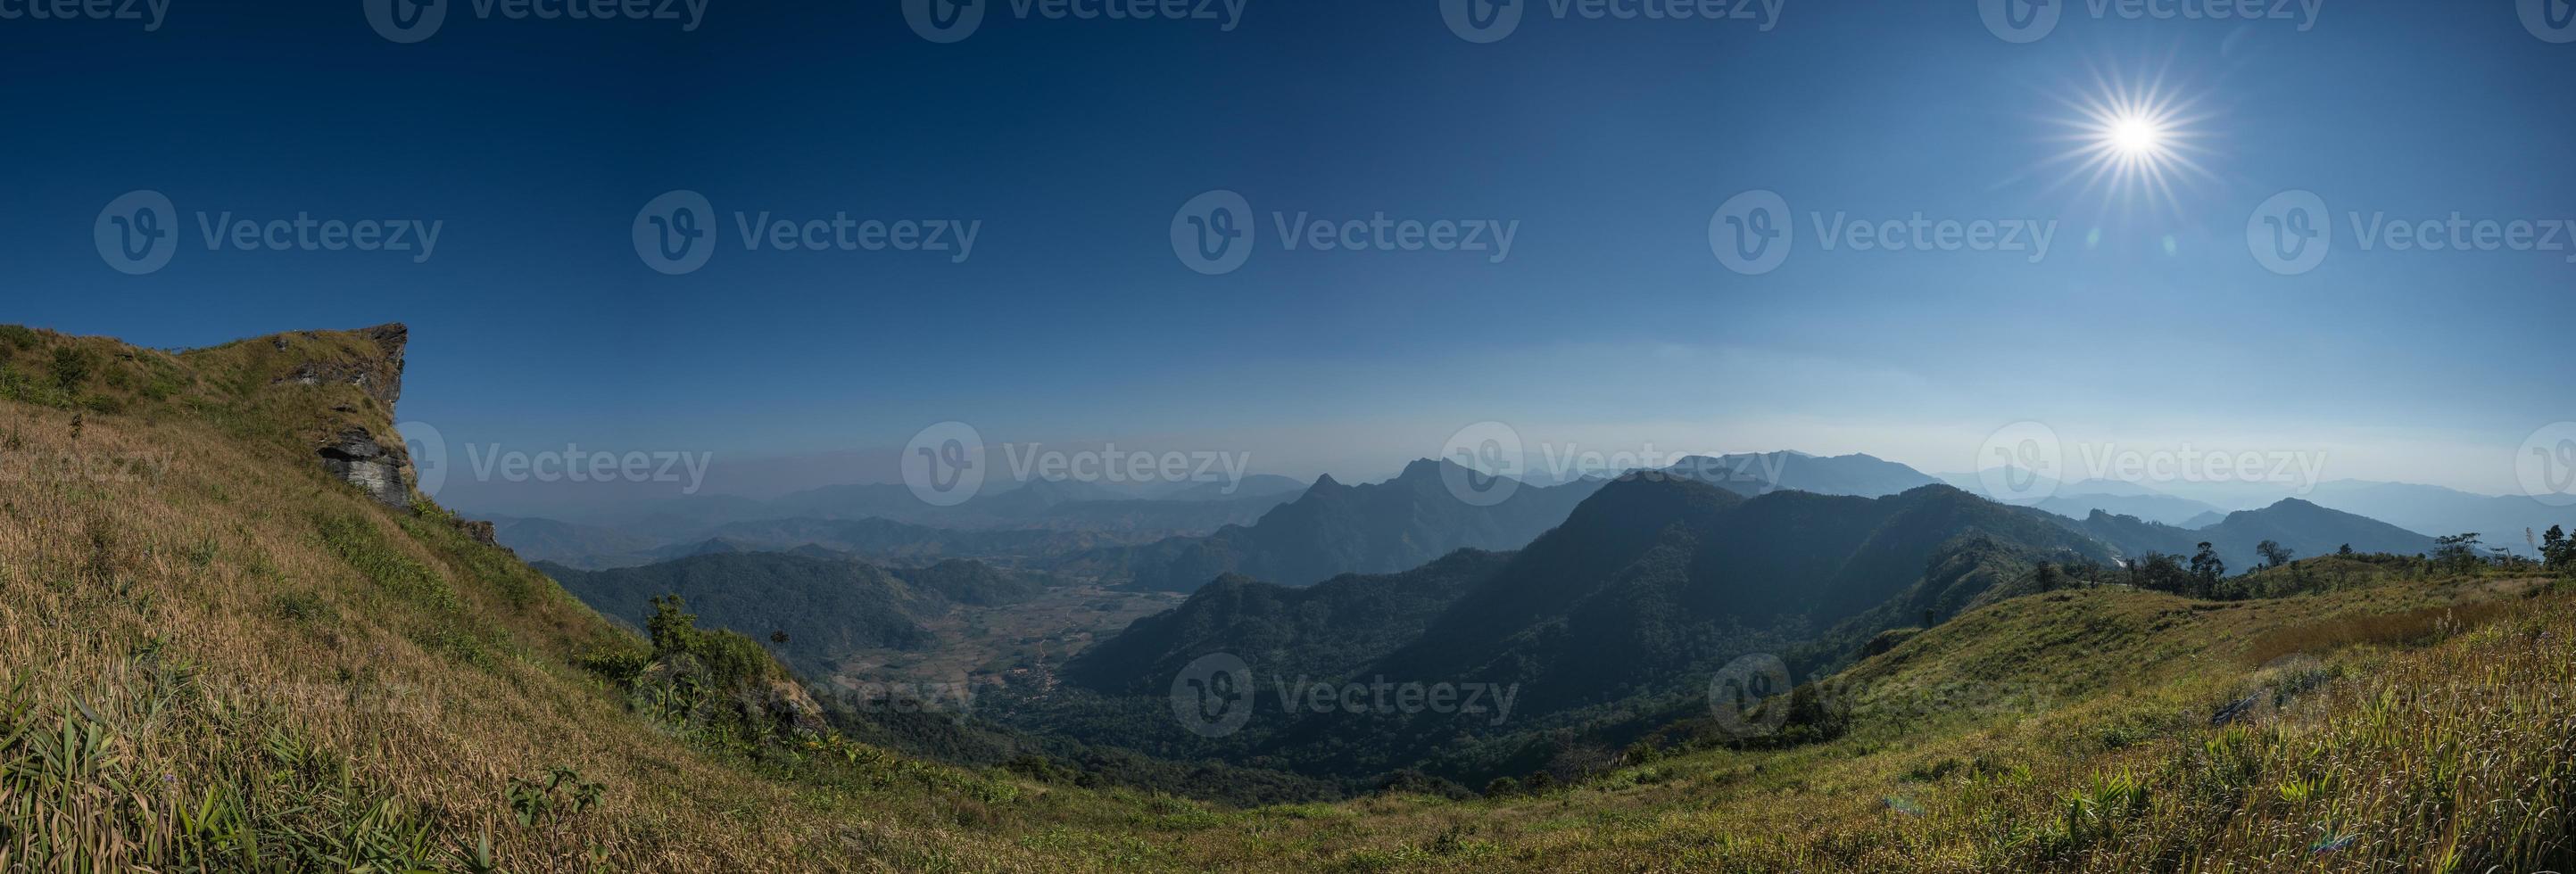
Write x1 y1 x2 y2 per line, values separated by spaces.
0 325 1205 871
4 322 2572 872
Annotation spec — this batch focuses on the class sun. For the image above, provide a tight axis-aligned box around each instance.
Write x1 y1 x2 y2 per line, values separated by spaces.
2108 114 2165 157
2039 68 2216 214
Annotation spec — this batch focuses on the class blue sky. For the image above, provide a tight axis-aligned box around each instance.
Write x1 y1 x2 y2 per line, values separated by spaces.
4 1 2571 510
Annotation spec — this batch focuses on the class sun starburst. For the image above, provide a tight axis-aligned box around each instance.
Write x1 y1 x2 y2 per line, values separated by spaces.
2038 66 2218 216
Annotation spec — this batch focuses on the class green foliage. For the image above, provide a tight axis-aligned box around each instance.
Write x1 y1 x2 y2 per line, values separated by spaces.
505 766 606 829
2434 532 2485 573
646 594 778 692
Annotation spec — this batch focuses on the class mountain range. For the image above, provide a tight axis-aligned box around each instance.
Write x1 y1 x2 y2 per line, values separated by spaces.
1060 458 1607 590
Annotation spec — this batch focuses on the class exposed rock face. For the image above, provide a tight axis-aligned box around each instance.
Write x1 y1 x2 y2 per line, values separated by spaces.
276 325 416 510
271 324 408 410
319 426 410 509
452 518 501 548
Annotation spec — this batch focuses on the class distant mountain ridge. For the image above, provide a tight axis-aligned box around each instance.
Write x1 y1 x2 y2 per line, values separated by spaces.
1062 458 1606 591
1662 451 1946 498
2060 498 2438 571
1049 474 2118 782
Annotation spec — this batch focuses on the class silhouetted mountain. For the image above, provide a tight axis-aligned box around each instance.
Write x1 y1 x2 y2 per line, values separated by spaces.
1154 474 1310 501
1044 475 2116 782
1663 451 1944 498
1064 459 1605 590
2033 491 2224 526
2296 481 2569 555
1064 549 1513 695
1367 479 2108 720
2061 498 2438 571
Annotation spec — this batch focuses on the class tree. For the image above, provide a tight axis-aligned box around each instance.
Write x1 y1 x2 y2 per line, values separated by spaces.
2433 533 2484 574
2188 542 2226 597
2034 563 2063 592
2544 525 2572 573
2130 552 2191 595
2256 540 2293 570
2338 543 2355 557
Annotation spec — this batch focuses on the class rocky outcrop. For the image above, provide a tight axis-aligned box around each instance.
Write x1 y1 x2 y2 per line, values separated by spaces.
271 324 408 410
319 425 410 509
452 518 498 545
274 325 416 510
